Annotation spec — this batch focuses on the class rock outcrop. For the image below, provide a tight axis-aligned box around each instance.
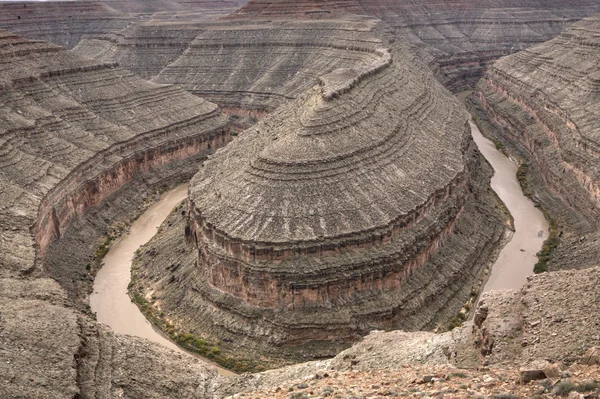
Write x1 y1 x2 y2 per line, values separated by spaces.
0 278 226 399
72 16 387 116
228 0 600 91
0 1 248 50
129 33 507 367
0 30 229 278
470 14 600 272
217 265 600 397
0 30 234 398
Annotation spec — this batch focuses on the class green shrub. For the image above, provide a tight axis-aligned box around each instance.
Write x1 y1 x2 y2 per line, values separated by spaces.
553 380 576 396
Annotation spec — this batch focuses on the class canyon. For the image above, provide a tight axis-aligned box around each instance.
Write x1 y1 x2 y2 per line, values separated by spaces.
128 30 507 368
470 14 600 273
0 0 600 398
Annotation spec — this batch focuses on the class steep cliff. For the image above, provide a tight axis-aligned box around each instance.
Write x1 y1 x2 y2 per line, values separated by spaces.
0 29 234 398
0 30 229 279
470 15 600 272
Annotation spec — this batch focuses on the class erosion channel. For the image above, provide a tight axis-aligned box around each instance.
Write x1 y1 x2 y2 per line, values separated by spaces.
90 184 235 376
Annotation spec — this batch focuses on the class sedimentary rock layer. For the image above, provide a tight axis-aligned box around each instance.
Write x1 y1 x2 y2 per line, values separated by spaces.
470 14 600 271
0 2 129 50
0 277 225 398
130 39 506 365
0 30 229 277
73 17 386 113
228 0 600 91
0 1 249 50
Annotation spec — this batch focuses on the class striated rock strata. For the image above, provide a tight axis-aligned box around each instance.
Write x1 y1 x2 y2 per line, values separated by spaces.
130 41 507 366
0 30 233 398
72 17 387 115
0 1 249 51
0 29 229 279
0 278 225 399
470 14 600 271
228 0 600 91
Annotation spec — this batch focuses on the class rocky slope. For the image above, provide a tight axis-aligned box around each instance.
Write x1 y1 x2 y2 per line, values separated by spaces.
72 16 387 117
0 1 249 50
228 0 600 91
217 265 600 398
0 30 234 398
0 30 229 278
3 0 600 96
470 14 600 272
129 32 508 368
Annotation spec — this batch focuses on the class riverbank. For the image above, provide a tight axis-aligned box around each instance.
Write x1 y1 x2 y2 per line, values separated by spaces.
90 184 235 376
457 91 549 291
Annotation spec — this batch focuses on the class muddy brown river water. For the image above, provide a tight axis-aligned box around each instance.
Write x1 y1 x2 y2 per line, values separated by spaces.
90 184 234 376
469 120 549 291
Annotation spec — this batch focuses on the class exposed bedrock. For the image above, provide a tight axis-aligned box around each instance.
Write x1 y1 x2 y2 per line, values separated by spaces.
0 1 250 50
130 43 507 367
470 14 600 271
0 278 227 399
0 30 229 279
228 0 600 92
72 17 387 114
220 265 600 398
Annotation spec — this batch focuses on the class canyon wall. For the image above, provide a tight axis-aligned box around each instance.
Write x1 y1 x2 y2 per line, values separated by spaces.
72 17 387 115
228 0 600 91
470 14 600 271
0 29 229 278
0 1 249 50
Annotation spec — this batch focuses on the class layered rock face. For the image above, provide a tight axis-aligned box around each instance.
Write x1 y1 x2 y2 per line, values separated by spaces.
4 0 600 95
73 17 386 114
0 30 229 277
0 1 249 50
131 37 506 365
228 0 600 91
0 30 233 397
0 278 226 399
470 15 600 271
0 2 129 50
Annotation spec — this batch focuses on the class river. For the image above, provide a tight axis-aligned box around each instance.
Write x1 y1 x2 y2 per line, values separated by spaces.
467 117 549 292
89 184 235 376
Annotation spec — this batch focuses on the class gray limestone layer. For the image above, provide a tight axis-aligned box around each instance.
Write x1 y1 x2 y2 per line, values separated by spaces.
0 30 232 397
229 0 600 91
72 17 387 113
470 14 600 271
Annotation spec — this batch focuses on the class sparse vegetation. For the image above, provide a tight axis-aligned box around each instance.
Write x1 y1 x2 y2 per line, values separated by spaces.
515 162 560 273
553 380 577 396
130 287 260 372
95 237 113 260
575 380 599 392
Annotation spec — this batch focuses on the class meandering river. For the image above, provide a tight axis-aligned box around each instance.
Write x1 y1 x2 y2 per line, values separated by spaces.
90 95 548 374
90 184 234 376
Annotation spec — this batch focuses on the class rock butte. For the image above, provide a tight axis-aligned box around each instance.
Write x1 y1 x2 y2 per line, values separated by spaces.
130 19 507 366
470 14 600 272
